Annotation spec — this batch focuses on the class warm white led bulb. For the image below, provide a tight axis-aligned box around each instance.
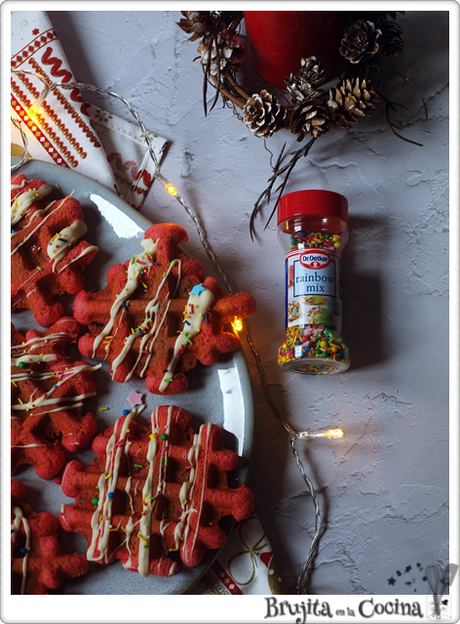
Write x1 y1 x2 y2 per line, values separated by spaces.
298 428 344 440
27 104 41 121
232 317 243 333
326 428 344 438
27 87 49 122
165 183 177 196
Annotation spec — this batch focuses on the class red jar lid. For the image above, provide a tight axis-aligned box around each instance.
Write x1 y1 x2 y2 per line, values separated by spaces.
277 190 348 225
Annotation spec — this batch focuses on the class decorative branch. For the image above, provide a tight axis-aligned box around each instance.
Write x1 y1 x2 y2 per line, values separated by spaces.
380 65 428 119
208 73 246 109
208 31 222 114
382 96 424 146
250 138 317 241
225 73 251 102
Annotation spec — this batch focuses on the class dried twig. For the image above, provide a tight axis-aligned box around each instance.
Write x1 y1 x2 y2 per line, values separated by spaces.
381 65 428 119
226 73 250 102
249 138 317 240
208 32 222 114
209 74 245 109
203 43 212 116
380 94 424 146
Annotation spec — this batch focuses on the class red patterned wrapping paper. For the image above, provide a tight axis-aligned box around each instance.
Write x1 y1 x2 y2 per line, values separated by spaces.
11 11 167 209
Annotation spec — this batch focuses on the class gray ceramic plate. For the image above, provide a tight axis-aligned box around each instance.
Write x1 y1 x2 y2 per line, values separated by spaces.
10 159 255 595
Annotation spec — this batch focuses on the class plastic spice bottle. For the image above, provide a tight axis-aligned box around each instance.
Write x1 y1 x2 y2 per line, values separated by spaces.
277 189 350 375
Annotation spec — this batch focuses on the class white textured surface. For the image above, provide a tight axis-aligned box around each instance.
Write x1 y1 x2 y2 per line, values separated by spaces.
47 9 450 595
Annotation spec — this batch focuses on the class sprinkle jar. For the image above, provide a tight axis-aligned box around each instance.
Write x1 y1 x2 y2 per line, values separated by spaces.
277 190 350 375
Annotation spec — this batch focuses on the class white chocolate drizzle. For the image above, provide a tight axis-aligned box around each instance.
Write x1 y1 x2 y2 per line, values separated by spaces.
159 284 214 392
46 220 89 271
57 244 98 273
136 405 176 576
174 423 210 555
11 362 101 412
11 352 57 367
11 191 98 296
11 330 77 354
112 257 181 381
92 238 159 358
84 405 196 576
87 407 144 563
11 199 61 255
87 236 214 392
11 179 52 225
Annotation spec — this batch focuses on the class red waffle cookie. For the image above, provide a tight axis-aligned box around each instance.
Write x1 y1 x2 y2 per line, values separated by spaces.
11 317 100 480
11 480 89 594
60 405 254 577
73 222 256 394
11 174 98 327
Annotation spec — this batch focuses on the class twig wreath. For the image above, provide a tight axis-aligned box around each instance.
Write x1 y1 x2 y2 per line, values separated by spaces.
178 10 427 239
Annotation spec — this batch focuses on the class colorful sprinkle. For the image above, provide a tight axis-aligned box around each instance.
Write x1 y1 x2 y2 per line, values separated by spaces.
278 227 349 374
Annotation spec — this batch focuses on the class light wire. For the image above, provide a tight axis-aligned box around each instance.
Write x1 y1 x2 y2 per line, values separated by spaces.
10 69 342 593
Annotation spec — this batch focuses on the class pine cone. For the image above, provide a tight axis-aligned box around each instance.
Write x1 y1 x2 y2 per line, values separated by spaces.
285 56 326 103
377 19 404 56
178 11 211 41
243 90 287 138
178 11 243 42
198 29 246 77
288 96 331 141
339 19 382 64
327 78 378 130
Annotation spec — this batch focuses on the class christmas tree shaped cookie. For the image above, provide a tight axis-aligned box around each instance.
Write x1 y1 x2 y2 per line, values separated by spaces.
73 223 256 394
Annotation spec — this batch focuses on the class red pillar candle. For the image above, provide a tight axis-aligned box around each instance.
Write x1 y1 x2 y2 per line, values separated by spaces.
243 11 343 89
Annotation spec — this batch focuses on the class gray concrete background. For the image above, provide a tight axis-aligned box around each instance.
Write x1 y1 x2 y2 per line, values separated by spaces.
44 8 452 595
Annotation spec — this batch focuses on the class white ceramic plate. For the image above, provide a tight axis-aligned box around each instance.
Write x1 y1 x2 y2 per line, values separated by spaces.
10 159 255 595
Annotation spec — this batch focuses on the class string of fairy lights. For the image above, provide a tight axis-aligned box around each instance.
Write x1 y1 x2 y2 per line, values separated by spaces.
10 68 344 594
